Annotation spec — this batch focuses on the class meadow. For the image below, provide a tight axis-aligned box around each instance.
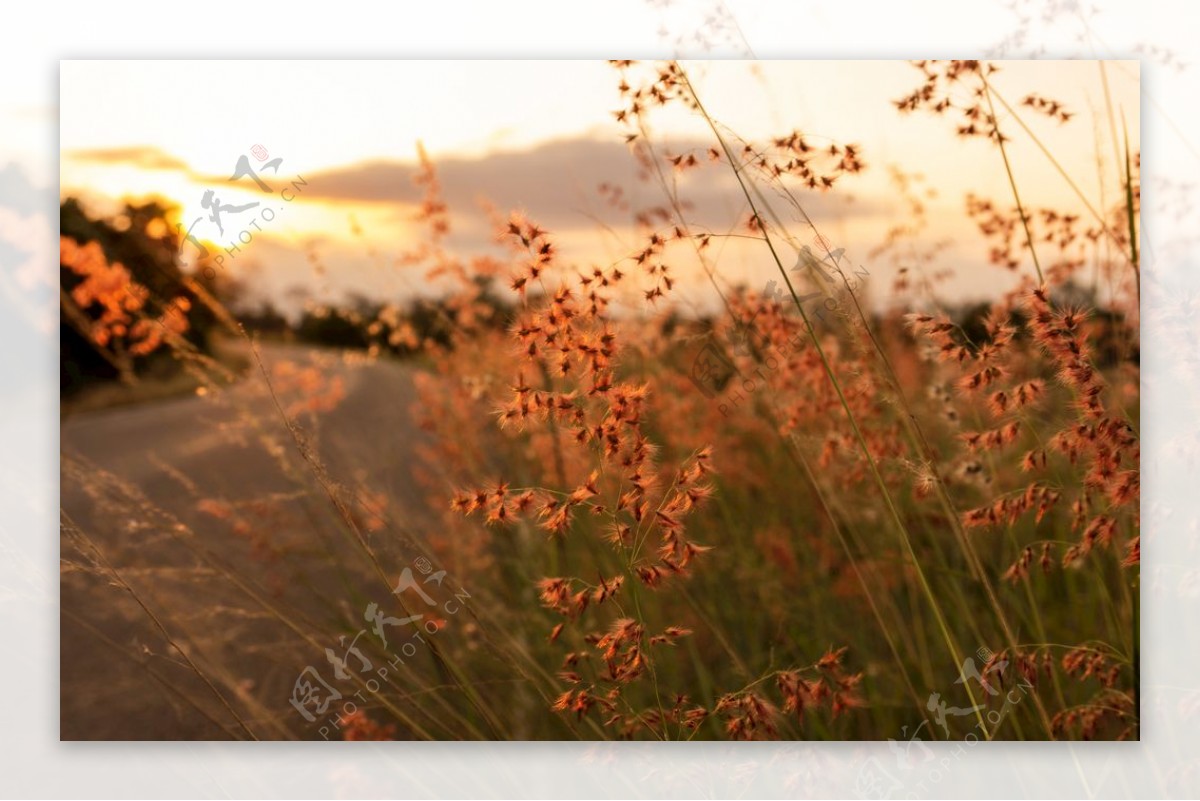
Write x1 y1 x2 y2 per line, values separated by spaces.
59 59 1139 741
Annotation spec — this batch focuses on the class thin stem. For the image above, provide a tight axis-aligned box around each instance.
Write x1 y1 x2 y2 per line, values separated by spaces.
981 68 1044 286
679 63 993 740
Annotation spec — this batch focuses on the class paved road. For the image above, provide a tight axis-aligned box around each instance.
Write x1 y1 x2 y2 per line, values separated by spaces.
63 344 427 503
60 344 437 740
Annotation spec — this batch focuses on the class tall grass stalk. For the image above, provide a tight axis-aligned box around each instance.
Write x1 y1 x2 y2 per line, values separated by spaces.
679 63 995 739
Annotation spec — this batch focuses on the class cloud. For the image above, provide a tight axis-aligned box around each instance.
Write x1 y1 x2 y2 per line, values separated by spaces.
0 163 51 217
297 136 876 233
60 137 881 238
65 146 193 173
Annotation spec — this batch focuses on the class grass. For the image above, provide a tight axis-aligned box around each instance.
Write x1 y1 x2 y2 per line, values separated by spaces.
60 59 1139 742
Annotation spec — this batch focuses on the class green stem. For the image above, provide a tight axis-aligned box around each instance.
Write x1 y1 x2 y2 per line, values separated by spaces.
981 68 1044 286
679 63 993 740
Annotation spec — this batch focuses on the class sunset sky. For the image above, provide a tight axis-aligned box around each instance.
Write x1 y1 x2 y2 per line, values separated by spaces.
59 60 1140 315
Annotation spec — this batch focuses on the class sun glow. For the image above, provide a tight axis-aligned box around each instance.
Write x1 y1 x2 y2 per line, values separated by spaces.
60 60 1138 308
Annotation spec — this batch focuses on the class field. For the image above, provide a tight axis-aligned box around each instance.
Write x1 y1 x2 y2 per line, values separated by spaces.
59 59 1140 742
